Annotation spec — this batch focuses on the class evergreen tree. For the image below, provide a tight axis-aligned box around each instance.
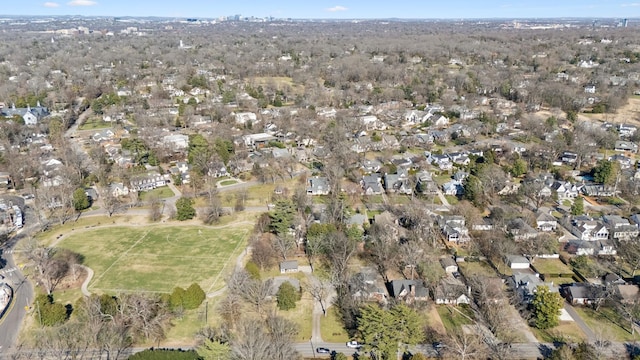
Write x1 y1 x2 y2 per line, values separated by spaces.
183 283 206 310
276 281 299 310
35 294 68 326
72 188 90 211
531 285 563 329
269 199 295 236
571 196 584 215
176 197 196 221
197 339 231 360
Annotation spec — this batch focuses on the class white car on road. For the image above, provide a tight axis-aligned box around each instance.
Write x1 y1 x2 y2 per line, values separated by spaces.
346 341 361 349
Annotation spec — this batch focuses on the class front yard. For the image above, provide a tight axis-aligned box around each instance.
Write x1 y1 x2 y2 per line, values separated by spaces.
436 305 474 333
574 307 639 342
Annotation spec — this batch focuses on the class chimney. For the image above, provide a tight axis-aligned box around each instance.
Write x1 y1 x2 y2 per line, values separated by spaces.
409 284 415 297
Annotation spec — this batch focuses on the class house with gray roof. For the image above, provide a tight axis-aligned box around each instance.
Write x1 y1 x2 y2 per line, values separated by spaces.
0 102 49 125
361 174 384 195
306 177 330 196
388 279 429 303
279 260 299 274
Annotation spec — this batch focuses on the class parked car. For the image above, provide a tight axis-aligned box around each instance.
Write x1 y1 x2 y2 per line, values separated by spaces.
346 341 361 348
316 347 331 354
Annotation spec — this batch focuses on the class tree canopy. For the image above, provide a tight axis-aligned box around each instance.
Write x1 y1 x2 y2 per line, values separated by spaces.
531 285 563 329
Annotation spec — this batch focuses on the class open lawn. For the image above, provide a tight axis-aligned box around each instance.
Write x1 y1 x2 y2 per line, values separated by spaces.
219 179 238 186
139 186 175 201
574 307 639 342
531 321 587 343
458 261 498 278
436 305 474 333
532 258 574 275
55 223 251 294
78 118 113 131
320 307 350 343
279 296 313 342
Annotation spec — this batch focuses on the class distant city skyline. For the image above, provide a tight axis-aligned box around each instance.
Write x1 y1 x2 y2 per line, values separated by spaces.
4 1 640 19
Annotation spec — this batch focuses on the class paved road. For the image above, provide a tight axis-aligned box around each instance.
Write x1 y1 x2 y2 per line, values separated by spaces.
564 301 597 341
0 229 35 352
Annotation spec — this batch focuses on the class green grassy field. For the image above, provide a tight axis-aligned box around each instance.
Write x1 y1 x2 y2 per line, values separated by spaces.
320 307 350 343
78 118 113 130
436 305 474 333
56 224 250 294
532 258 574 275
139 187 175 201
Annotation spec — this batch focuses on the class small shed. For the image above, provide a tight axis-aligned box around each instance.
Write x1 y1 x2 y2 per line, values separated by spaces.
440 257 459 274
279 260 299 274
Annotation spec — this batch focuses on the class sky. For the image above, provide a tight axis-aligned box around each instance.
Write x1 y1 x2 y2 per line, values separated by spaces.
4 0 640 19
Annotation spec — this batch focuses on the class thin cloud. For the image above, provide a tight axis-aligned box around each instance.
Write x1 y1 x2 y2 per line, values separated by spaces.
43 2 60 7
326 5 348 12
621 2 640 6
67 0 97 6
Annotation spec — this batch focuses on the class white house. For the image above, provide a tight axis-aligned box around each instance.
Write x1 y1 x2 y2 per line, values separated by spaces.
163 134 189 150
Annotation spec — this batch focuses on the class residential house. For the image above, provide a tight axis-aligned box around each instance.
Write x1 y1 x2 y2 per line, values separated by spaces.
442 180 463 196
550 181 581 200
432 114 450 128
448 152 470 166
242 133 276 149
384 169 412 195
471 218 495 231
609 154 633 169
561 151 578 164
351 269 386 302
619 124 638 138
570 218 609 241
279 260 299 274
536 210 558 232
92 129 115 143
388 279 429 303
109 182 129 197
417 171 438 195
439 215 470 244
307 177 330 196
361 174 384 195
584 85 596 94
563 284 603 306
565 240 617 256
614 140 638 153
602 215 639 240
507 218 539 241
234 112 258 125
361 159 383 174
428 153 453 171
0 102 49 125
130 172 169 192
434 278 471 305
162 134 189 150
582 184 616 197
440 257 458 274
509 273 556 304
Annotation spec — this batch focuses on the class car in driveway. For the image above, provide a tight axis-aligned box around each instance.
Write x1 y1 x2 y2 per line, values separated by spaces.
316 347 331 354
346 341 361 349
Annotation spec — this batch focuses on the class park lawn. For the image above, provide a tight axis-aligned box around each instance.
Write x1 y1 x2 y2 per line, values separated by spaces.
139 186 175 201
458 261 498 278
532 258 574 275
34 215 151 247
436 305 474 333
56 223 251 294
531 321 587 343
320 307 350 343
574 307 639 342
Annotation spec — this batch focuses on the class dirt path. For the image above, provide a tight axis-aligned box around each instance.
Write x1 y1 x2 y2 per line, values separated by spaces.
427 305 447 335
80 265 94 296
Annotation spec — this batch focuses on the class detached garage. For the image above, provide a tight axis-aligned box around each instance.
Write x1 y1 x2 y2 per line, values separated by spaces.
507 255 530 270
